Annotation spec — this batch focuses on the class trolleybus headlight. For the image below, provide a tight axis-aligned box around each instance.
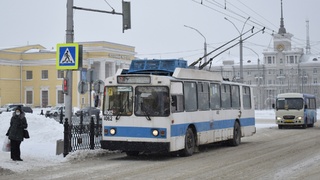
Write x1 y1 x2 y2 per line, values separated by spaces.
276 116 282 120
152 129 159 137
297 116 303 120
110 128 116 135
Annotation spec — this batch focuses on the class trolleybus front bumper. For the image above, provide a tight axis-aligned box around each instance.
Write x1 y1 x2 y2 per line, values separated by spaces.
100 140 170 153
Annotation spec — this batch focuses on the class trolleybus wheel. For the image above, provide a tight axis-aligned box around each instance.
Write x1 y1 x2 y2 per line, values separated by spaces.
229 121 241 146
125 151 139 156
180 128 195 156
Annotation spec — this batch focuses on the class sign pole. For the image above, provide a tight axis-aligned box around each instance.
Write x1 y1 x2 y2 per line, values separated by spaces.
65 0 74 124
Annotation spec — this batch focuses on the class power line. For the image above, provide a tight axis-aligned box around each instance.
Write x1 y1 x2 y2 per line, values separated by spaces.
196 0 320 55
103 0 115 12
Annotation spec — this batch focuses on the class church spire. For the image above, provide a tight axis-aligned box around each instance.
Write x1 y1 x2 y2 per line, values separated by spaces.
278 0 287 34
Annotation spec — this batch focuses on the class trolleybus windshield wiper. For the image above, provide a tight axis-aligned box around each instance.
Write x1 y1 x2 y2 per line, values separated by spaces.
116 112 122 120
143 110 151 121
115 103 127 120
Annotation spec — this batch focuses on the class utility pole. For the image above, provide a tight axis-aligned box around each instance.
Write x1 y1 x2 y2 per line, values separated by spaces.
184 25 207 63
64 0 130 123
65 0 74 124
225 17 250 83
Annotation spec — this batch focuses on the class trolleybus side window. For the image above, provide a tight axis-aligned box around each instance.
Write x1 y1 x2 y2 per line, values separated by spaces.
197 82 210 111
221 84 231 109
210 83 221 110
231 85 240 109
242 86 251 109
170 81 184 113
184 81 197 112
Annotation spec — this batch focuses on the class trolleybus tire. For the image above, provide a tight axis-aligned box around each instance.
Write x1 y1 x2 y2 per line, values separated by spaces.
179 128 195 156
228 121 241 146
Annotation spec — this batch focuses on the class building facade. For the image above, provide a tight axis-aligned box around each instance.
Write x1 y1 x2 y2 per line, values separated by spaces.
0 41 135 109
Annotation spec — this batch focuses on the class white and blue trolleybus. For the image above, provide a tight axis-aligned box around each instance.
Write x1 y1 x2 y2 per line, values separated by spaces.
100 59 256 156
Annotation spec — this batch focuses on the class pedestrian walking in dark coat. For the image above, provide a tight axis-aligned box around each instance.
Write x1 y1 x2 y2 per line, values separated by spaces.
6 106 28 161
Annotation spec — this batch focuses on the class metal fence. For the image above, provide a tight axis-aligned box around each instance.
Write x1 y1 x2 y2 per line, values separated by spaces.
63 114 102 157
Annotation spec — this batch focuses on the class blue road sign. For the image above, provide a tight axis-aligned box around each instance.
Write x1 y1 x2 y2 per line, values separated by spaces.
56 43 79 70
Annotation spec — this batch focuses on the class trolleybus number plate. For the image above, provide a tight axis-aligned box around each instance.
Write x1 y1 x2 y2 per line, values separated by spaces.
105 110 113 121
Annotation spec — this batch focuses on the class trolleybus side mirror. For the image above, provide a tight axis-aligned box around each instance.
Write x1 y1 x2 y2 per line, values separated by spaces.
304 104 308 109
272 103 275 109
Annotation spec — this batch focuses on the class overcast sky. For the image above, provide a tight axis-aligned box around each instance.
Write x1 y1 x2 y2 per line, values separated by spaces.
1 0 319 64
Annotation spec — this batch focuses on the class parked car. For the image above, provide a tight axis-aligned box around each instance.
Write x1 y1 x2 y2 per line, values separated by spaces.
45 106 65 117
0 103 24 112
75 107 100 117
21 106 33 113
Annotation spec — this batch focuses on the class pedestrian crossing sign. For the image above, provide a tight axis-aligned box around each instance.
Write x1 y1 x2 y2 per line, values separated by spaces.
56 43 80 70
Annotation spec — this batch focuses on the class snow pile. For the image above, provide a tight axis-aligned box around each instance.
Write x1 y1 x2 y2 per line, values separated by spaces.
0 109 109 172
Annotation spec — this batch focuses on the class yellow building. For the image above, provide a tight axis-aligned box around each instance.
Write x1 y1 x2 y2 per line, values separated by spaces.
0 41 135 108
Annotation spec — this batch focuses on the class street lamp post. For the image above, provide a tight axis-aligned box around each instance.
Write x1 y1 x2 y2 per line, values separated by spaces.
184 25 207 63
224 17 250 83
245 46 261 109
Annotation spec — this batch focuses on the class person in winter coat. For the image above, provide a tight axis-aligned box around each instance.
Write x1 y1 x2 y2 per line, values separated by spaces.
6 106 28 161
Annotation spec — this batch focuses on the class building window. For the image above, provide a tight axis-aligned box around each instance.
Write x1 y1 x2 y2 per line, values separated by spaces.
26 90 33 104
272 56 275 64
42 70 48 80
280 58 283 64
26 71 33 80
279 69 284 75
267 57 272 64
280 79 284 84
42 90 49 107
57 70 64 79
313 78 317 84
81 97 85 105
313 68 317 74
58 90 64 104
303 77 308 84
290 56 294 64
